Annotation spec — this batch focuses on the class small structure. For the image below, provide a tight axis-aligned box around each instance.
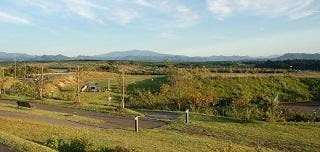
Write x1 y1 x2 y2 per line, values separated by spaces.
81 82 101 92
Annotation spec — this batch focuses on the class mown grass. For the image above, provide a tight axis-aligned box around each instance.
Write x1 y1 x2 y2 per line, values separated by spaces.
0 130 55 152
0 103 103 125
0 112 319 152
164 113 320 152
2 95 144 117
0 117 259 152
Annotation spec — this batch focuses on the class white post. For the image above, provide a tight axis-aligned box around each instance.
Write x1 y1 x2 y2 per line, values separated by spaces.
135 116 140 132
186 109 189 124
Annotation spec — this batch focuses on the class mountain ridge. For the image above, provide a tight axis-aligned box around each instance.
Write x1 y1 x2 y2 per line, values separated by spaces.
0 51 319 62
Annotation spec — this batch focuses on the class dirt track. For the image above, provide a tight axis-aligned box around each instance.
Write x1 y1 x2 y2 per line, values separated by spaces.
0 99 178 129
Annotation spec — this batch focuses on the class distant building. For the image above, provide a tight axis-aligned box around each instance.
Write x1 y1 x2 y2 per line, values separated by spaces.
81 82 101 92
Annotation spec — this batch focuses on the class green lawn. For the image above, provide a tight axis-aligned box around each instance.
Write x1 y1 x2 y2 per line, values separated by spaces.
0 112 319 152
0 103 103 125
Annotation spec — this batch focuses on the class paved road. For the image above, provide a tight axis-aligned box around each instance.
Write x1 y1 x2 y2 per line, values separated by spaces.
0 144 16 152
284 101 320 116
0 99 178 129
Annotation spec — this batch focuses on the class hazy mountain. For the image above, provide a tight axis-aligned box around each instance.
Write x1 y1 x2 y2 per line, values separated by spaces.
91 50 185 61
0 52 34 61
0 50 319 62
31 54 71 61
273 53 320 61
0 52 70 61
90 50 256 62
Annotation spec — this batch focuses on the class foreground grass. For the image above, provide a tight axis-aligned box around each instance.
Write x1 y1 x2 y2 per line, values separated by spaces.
1 111 319 151
165 114 320 152
0 116 257 152
0 131 55 152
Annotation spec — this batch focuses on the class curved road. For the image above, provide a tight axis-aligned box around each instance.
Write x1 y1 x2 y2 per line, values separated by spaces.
0 144 16 152
0 99 179 129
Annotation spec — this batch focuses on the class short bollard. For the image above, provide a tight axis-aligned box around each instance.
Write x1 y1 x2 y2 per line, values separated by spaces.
185 109 189 124
135 116 140 132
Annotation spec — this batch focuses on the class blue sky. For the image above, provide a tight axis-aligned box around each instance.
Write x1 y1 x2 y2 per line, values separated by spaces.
0 0 320 57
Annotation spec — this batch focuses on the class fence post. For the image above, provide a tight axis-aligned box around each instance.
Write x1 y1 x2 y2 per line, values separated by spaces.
186 109 189 124
135 116 140 132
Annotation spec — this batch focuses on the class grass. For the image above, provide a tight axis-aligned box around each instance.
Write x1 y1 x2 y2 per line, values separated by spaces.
30 72 157 117
2 95 145 117
0 130 55 152
0 111 319 151
0 117 257 152
164 113 320 152
0 103 103 125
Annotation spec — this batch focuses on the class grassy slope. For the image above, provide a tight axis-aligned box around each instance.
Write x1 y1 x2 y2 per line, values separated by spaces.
0 131 55 152
166 114 320 152
37 72 157 116
0 103 103 125
2 95 144 117
0 113 319 152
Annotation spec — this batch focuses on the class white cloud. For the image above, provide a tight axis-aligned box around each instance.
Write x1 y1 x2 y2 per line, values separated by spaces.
0 11 31 25
207 0 233 20
111 9 139 24
158 32 177 39
64 0 98 21
134 0 199 28
207 0 319 20
175 5 199 22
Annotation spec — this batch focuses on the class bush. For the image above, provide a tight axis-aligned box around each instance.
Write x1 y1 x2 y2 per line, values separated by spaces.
10 81 37 98
45 137 132 152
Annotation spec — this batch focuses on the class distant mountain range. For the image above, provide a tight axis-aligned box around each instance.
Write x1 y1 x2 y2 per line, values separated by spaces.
0 50 319 62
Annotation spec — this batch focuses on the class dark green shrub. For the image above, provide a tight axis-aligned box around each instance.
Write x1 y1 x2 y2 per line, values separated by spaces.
99 146 131 152
45 137 133 152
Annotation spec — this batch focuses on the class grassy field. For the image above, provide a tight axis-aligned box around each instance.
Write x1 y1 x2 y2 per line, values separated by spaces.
1 71 320 151
0 102 103 125
0 112 319 152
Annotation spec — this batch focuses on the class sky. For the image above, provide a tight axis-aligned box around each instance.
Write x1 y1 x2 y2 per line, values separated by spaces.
0 0 320 57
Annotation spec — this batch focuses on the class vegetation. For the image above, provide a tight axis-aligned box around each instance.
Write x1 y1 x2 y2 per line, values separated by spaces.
0 60 320 151
0 113 319 152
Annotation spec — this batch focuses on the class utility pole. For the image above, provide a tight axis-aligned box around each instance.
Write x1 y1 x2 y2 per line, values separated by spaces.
107 79 111 91
24 64 27 78
14 56 17 78
121 69 125 109
39 66 44 100
2 68 5 95
75 66 81 103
